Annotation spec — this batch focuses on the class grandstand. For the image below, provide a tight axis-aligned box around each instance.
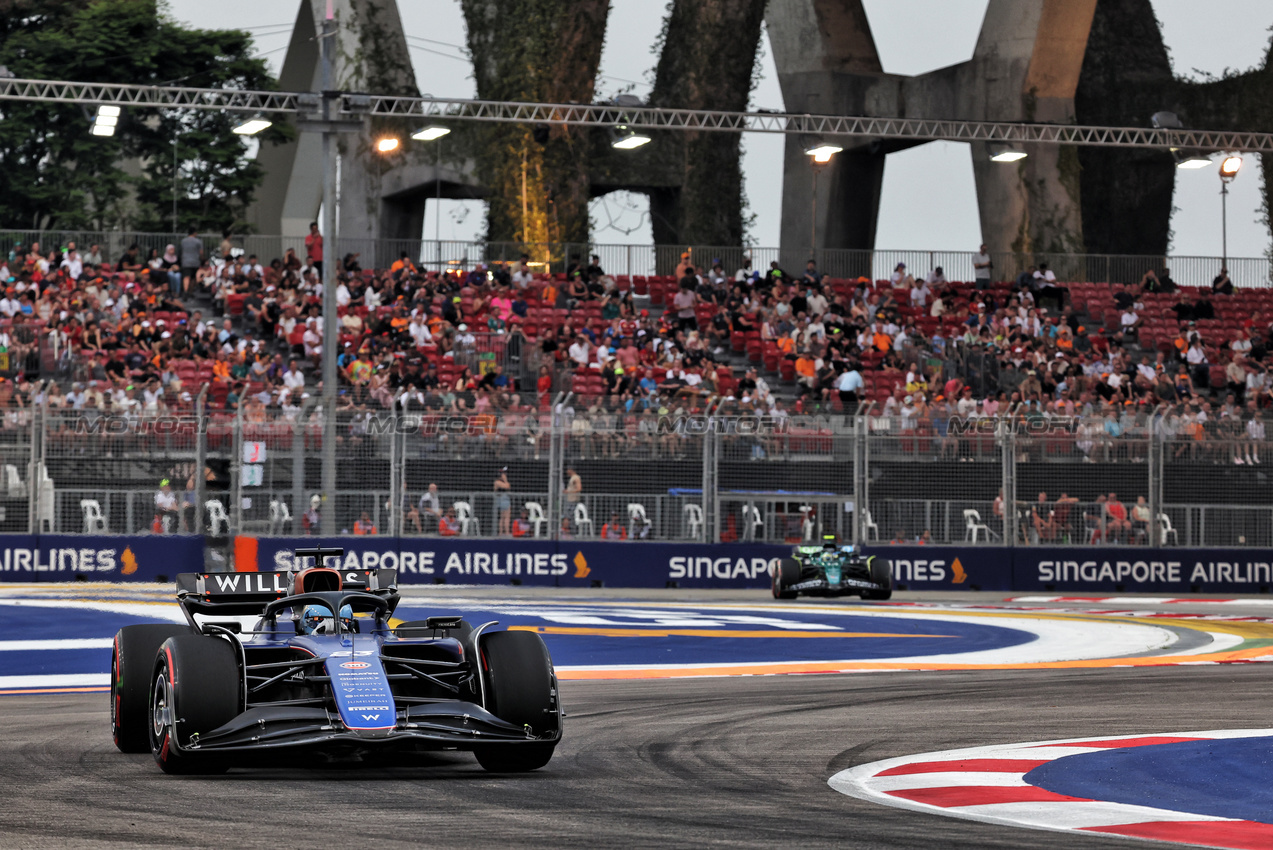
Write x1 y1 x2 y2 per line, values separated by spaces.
0 233 1269 548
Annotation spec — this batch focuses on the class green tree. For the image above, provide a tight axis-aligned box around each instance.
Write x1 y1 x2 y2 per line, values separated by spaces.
0 0 290 232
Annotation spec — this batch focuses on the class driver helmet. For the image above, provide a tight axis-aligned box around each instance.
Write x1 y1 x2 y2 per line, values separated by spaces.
820 534 839 551
299 603 353 635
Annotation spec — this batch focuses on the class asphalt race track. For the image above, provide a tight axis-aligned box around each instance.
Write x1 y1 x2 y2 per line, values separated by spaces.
2 588 1272 849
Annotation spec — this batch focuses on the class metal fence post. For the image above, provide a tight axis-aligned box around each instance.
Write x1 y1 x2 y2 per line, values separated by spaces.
1148 414 1162 546
856 412 870 545
1001 417 1017 546
547 392 565 541
27 381 45 534
195 384 208 536
290 399 309 535
231 399 244 537
387 394 402 537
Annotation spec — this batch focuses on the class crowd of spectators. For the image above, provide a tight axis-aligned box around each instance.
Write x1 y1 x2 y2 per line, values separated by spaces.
0 229 1270 469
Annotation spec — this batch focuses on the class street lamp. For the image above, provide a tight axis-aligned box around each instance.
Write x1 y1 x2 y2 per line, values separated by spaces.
989 146 1027 162
376 137 400 153
804 143 842 259
91 104 119 137
411 126 451 259
1219 154 1243 266
610 124 651 149
232 116 273 135
411 125 450 142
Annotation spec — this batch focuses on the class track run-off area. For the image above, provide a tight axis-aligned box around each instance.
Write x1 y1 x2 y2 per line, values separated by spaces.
2 585 1273 849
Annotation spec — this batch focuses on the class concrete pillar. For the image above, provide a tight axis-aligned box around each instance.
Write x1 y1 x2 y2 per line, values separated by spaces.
767 0 1096 270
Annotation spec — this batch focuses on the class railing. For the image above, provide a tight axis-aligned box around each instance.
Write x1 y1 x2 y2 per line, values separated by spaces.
0 397 1261 547
3 228 1269 288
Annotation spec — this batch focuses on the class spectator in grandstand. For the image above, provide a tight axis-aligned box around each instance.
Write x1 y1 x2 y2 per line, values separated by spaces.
512 508 532 538
563 466 582 522
154 478 179 534
1212 266 1234 295
493 467 511 535
601 512 626 540
1130 496 1152 543
179 228 204 296
305 222 323 278
438 506 459 536
1031 492 1057 544
1104 493 1132 542
972 244 992 290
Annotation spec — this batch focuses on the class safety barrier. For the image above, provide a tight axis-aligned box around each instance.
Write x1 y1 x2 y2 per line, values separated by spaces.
867 546 1273 594
0 534 1268 596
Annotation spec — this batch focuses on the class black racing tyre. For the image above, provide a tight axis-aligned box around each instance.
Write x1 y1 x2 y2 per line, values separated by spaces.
149 635 240 775
111 625 188 753
861 557 893 601
473 630 559 773
772 558 801 600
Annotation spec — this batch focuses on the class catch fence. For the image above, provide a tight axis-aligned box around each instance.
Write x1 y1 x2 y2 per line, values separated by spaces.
4 389 1268 548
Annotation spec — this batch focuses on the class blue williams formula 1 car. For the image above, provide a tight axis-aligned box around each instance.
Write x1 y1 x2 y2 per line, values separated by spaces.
110 548 562 775
771 537 892 600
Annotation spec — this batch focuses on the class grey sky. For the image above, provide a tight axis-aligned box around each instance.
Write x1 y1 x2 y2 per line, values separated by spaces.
172 0 1271 259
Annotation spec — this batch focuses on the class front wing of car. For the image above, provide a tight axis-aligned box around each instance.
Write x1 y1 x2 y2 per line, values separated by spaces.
183 701 561 754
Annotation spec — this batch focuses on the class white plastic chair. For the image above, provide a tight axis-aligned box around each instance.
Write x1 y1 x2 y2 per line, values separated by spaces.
2 464 24 497
862 509 880 541
742 505 763 542
524 501 547 538
964 509 993 542
80 499 106 533
205 499 229 536
800 505 815 542
1158 513 1179 546
268 499 292 535
627 502 652 539
36 467 53 532
683 503 704 539
453 501 480 536
573 502 594 537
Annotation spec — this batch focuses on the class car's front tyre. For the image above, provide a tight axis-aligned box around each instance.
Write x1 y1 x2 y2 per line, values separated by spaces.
473 630 559 772
772 558 801 599
149 635 239 774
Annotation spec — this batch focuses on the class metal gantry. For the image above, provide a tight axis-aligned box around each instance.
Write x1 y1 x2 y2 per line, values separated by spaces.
0 76 1271 152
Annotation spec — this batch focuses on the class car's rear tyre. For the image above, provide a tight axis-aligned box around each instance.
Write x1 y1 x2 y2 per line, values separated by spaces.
111 625 188 753
149 635 240 774
861 557 893 600
772 558 800 599
473 630 559 772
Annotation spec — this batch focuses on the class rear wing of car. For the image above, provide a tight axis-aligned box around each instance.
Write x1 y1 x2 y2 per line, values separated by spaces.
174 567 398 615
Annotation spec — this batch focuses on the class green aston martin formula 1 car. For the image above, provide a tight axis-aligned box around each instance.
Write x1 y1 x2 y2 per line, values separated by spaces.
771 538 893 600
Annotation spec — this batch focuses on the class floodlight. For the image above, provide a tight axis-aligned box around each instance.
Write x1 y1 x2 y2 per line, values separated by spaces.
611 125 651 150
989 148 1027 163
91 104 120 137
96 105 121 118
232 117 273 135
804 143 843 164
411 125 451 142
94 115 118 127
90 124 115 137
1175 155 1212 169
1219 155 1243 180
377 137 400 153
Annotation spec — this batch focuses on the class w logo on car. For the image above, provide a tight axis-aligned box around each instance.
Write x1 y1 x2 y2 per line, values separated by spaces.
340 661 370 669
361 713 380 721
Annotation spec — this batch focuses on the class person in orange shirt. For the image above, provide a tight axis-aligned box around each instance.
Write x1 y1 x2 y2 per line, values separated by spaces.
353 511 377 535
873 330 892 352
541 281 558 305
390 252 415 275
601 513 627 540
438 507 459 536
775 332 795 356
511 508 531 538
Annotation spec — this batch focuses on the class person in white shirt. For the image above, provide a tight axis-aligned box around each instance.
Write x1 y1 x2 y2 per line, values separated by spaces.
511 262 534 289
60 251 83 279
409 317 432 347
0 294 20 318
806 289 828 317
910 280 930 309
568 336 591 367
335 282 351 308
1033 265 1057 284
363 285 381 310
283 361 306 392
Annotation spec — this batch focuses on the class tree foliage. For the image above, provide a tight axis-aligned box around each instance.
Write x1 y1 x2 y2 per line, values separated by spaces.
461 0 609 245
0 0 290 232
